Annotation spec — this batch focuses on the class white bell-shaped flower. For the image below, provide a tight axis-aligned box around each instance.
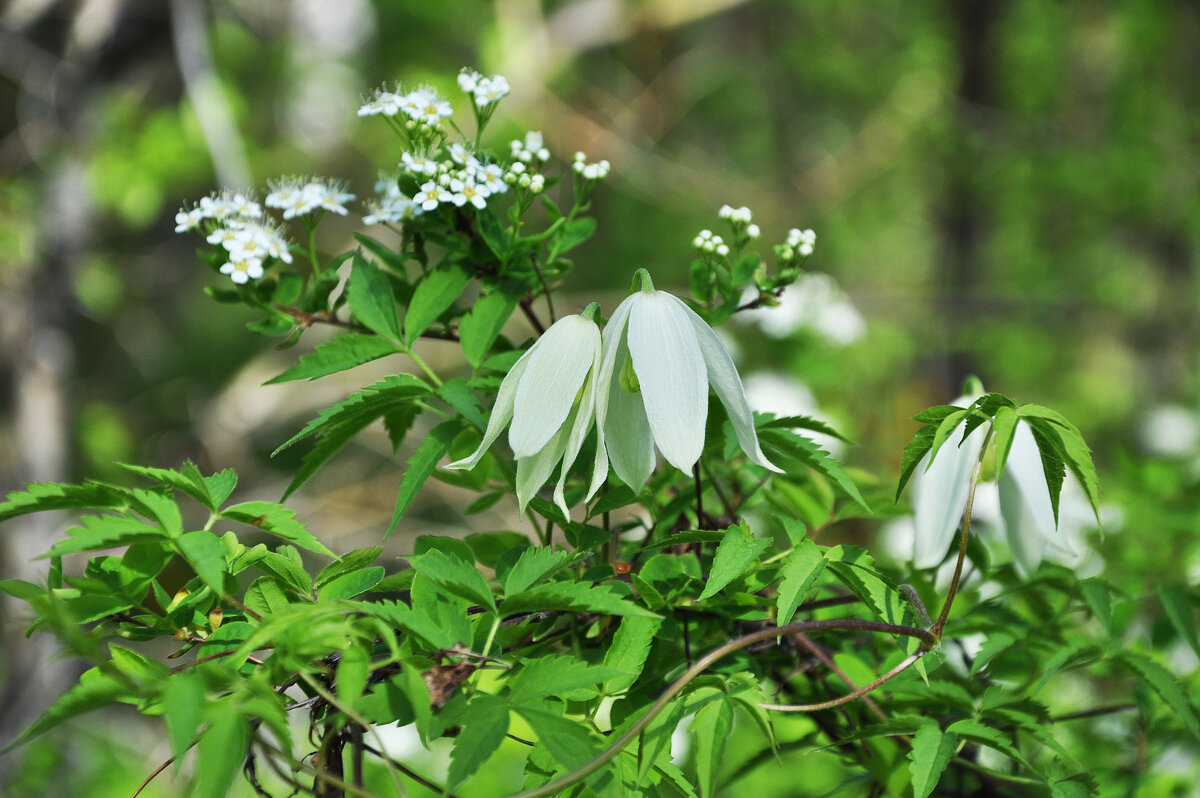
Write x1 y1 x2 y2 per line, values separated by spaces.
913 401 1058 573
593 270 782 493
446 305 605 516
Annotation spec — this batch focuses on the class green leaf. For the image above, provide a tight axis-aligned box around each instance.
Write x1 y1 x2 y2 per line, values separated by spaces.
759 414 853 443
264 334 399 384
603 616 662 693
389 419 465 534
1117 652 1200 740
691 697 733 798
178 530 227 593
273 374 432 498
504 546 574 596
758 428 870 511
194 708 250 798
163 672 206 766
1079 578 1113 635
405 260 472 343
1159 585 1200 659
554 216 597 256
0 578 44 602
446 693 509 790
459 282 525 367
353 232 407 272
220 501 335 557
698 522 771 601
9 665 133 747
516 703 601 771
991 405 1019 474
48 514 163 556
243 577 293 616
1018 404 1101 523
319 567 385 601
316 547 383 588
437 378 486 430
507 656 629 705
969 632 1017 677
118 462 212 511
465 531 531 568
407 548 495 612
336 641 371 713
908 722 957 798
476 209 510 260
776 539 828 625
0 481 134 522
501 581 659 618
348 253 403 341
201 467 238 508
925 409 969 468
896 425 938 501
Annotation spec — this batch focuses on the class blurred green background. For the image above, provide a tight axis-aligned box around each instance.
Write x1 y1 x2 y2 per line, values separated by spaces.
2 0 1199 794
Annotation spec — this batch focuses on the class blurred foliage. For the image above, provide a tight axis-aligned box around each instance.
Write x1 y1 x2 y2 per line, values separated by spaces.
2 0 1199 795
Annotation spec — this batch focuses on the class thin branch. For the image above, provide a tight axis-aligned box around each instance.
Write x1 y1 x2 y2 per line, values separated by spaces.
130 756 174 798
360 742 463 798
1050 703 1137 723
499 617 936 798
759 651 925 712
519 296 547 335
529 252 556 323
258 739 376 798
792 633 887 723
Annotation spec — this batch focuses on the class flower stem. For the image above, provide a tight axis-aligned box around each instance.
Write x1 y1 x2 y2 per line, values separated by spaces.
931 429 992 638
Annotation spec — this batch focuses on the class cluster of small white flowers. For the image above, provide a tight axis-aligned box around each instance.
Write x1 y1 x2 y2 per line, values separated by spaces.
572 152 610 180
693 229 730 256
784 228 816 258
510 131 550 163
174 191 261 232
357 85 454 125
457 68 510 107
405 147 510 211
175 190 295 285
265 177 356 220
363 174 422 226
718 204 760 238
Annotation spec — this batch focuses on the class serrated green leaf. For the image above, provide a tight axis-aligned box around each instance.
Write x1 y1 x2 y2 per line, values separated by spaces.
516 704 600 772
264 334 400 384
991 405 1019 474
407 548 495 612
945 719 1027 765
759 414 853 443
336 641 371 713
896 425 938 501
200 467 238 509
11 665 132 747
1159 585 1200 659
316 547 383 588
501 581 659 618
504 546 574 596
691 697 733 798
119 462 215 511
776 539 828 625
348 253 403 341
405 260 472 343
220 501 334 557
389 419 465 534
603 616 662 693
1018 404 1101 523
553 216 597 256
446 693 509 790
178 530 227 593
1118 652 1200 739
243 576 292 616
758 428 870 511
909 722 957 798
437 378 486 430
353 232 406 272
459 282 525 367
1079 578 1113 634
0 481 135 522
319 567 385 602
251 550 312 595
507 656 629 705
698 522 771 601
970 632 1017 677
194 707 250 798
925 409 969 467
1023 418 1067 525
47 514 163 556
163 672 206 768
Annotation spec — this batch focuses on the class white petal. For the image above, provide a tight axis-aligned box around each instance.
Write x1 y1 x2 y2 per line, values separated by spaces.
553 338 603 514
603 348 657 491
1002 420 1058 537
515 421 570 514
999 468 1046 577
628 292 708 474
671 293 781 473
911 421 987 569
509 316 598 458
445 352 531 470
594 295 636 433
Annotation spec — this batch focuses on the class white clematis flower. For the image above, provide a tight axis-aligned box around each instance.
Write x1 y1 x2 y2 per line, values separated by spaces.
446 305 605 517
913 397 1058 574
594 270 782 493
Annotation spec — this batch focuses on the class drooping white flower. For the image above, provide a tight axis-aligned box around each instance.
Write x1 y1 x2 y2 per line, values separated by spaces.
593 270 782 492
446 306 605 516
912 399 1059 574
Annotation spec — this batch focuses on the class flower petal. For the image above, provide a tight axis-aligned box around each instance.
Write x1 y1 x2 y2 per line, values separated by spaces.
515 420 570 514
999 468 1046 577
445 352 531 470
671 293 782 473
509 315 598 458
603 348 656 491
553 337 603 515
628 291 708 474
911 421 987 569
1003 420 1058 536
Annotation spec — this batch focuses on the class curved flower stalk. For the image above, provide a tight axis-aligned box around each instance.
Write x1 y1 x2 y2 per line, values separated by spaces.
913 403 1058 574
594 269 782 493
446 305 604 516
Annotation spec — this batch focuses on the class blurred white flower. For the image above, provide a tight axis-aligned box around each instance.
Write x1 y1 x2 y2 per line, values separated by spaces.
447 307 605 516
736 273 866 345
1139 404 1200 457
594 271 782 493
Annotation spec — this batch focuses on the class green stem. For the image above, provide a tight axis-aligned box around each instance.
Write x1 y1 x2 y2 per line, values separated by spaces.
401 345 442 387
499 618 935 798
480 614 502 659
931 429 992 638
